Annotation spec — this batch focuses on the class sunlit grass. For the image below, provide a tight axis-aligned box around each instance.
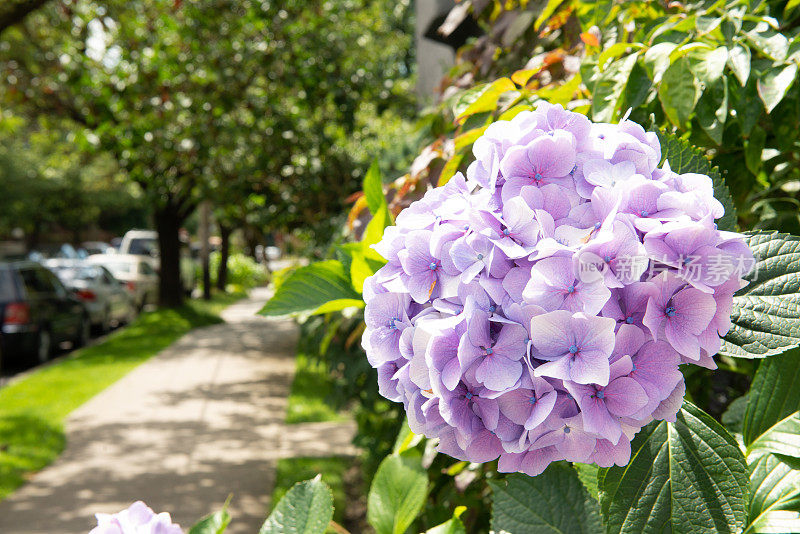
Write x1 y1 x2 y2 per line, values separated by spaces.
284 351 347 424
0 290 245 501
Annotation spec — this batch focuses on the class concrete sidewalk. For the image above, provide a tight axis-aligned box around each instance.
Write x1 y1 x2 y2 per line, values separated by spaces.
0 288 357 534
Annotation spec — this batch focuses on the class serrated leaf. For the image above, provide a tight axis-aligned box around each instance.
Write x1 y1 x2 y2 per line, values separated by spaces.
742 348 800 446
728 45 751 86
367 453 428 534
598 402 749 534
363 159 385 216
658 57 700 127
746 453 800 533
189 508 231 534
591 53 638 122
748 412 800 459
757 64 798 113
260 477 333 534
720 232 800 358
490 464 602 534
259 260 361 316
656 130 737 230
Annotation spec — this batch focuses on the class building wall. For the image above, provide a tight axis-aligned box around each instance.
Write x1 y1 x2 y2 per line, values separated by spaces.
415 0 456 104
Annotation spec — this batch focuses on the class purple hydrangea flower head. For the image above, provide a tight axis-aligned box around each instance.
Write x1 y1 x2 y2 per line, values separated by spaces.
362 103 752 475
90 502 182 534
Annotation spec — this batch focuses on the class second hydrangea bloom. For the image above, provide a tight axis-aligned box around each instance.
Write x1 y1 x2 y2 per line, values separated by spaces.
362 103 752 475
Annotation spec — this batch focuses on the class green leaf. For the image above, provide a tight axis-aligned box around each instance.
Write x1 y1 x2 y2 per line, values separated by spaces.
367 453 428 534
363 159 386 216
745 126 766 175
260 476 334 534
362 203 392 248
643 42 678 83
490 464 602 534
748 412 800 459
534 0 564 31
455 78 516 121
742 349 800 446
574 462 600 500
658 57 700 127
720 233 800 359
696 76 728 144
311 298 364 314
591 53 639 122
728 45 751 86
424 508 467 534
746 453 800 533
598 43 644 71
693 46 728 84
757 64 798 113
656 130 737 231
722 394 749 435
598 402 749 534
189 506 232 534
259 261 361 316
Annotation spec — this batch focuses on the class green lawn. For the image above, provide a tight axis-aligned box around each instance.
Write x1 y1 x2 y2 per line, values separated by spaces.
0 291 245 501
284 351 347 424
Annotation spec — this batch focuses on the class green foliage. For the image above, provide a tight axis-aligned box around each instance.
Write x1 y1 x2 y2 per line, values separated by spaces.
260 476 334 534
721 232 800 358
490 465 602 534
188 501 232 534
284 350 347 425
271 457 351 527
207 252 268 290
598 402 749 534
259 261 362 317
367 452 428 534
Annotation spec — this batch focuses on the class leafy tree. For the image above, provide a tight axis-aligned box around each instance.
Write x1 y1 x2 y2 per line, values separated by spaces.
0 0 416 306
0 0 52 32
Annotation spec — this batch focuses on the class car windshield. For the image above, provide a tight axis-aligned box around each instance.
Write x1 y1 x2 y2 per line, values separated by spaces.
127 238 157 256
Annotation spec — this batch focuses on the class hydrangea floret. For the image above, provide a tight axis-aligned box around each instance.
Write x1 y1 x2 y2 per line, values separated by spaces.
89 501 182 534
362 104 753 475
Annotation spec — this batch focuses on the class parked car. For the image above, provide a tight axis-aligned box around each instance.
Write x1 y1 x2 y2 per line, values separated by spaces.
27 243 87 261
119 230 197 296
85 254 158 310
44 260 135 332
0 261 90 367
81 241 115 256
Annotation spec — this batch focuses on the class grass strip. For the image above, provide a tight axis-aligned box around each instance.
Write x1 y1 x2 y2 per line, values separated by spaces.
0 291 244 500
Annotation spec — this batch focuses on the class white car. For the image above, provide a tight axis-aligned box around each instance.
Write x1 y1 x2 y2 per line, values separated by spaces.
44 259 135 331
118 230 196 296
86 254 158 311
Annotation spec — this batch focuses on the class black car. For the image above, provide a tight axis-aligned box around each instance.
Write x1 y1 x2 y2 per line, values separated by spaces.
0 261 90 369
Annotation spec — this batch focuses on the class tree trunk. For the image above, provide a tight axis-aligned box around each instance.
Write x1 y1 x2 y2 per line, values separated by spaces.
199 201 211 300
216 224 232 292
154 203 184 308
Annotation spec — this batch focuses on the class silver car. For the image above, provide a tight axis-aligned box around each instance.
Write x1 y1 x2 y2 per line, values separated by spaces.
44 260 135 332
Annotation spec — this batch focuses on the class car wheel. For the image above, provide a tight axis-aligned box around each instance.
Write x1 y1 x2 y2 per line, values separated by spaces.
75 317 91 348
35 328 51 365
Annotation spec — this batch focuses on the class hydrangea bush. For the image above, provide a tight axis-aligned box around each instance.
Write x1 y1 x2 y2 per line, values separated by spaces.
360 104 753 476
